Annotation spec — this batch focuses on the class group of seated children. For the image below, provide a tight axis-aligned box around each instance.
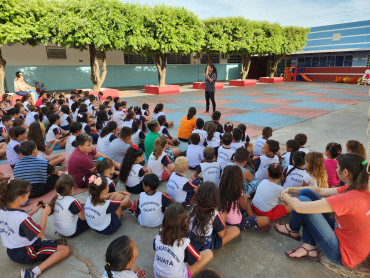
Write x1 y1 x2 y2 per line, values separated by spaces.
0 90 368 278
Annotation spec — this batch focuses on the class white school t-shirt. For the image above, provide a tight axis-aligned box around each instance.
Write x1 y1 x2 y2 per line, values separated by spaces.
6 139 22 166
148 152 171 180
112 111 125 129
97 133 117 156
199 161 221 186
281 152 292 170
299 147 310 154
60 113 72 128
186 144 204 168
192 129 207 146
25 111 39 125
252 179 284 212
152 111 164 120
66 134 77 158
206 131 221 148
255 154 280 182
126 164 147 188
153 235 200 278
254 137 267 156
303 173 318 187
46 124 61 143
189 209 225 237
167 173 196 203
230 141 245 151
217 145 235 169
52 196 84 236
137 191 172 228
84 196 121 231
283 166 307 189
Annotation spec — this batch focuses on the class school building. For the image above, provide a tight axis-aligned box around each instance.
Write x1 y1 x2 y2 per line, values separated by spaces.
3 20 370 91
277 20 370 81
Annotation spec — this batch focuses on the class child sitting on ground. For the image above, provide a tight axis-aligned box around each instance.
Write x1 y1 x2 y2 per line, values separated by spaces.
324 142 342 187
219 165 270 231
252 164 292 221
103 236 147 278
294 133 309 154
205 122 221 156
112 102 126 130
24 105 40 126
97 158 117 193
50 174 89 237
6 126 27 168
217 133 234 169
45 114 69 149
148 136 175 181
153 203 213 278
123 111 136 128
192 118 207 146
192 146 221 187
96 121 118 156
85 175 132 235
281 139 300 170
0 179 70 278
0 115 12 143
119 146 150 194
66 122 83 158
131 119 145 151
254 127 272 156
189 182 240 253
135 174 173 227
254 140 280 182
60 105 73 131
142 103 150 117
346 140 366 159
152 103 174 128
186 133 204 170
230 128 244 151
283 151 307 189
223 122 233 134
167 157 198 206
302 151 328 188
237 123 252 149
158 115 179 146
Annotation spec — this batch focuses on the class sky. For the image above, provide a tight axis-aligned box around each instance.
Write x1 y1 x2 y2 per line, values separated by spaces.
125 0 370 27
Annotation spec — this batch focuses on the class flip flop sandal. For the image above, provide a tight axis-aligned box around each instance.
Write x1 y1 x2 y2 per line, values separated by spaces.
285 246 320 262
274 223 302 241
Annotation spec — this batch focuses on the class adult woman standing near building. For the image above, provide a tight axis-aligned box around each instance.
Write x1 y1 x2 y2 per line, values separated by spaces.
275 153 370 268
14 71 38 103
202 64 217 114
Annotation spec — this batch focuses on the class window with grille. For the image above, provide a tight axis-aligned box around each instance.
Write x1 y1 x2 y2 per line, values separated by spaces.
201 54 220 64
124 54 154 64
343 55 353 67
167 53 191 64
227 55 241 63
367 55 370 67
46 47 67 59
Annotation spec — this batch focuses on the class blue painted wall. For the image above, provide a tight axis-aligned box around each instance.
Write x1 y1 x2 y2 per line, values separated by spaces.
5 64 241 92
302 20 370 53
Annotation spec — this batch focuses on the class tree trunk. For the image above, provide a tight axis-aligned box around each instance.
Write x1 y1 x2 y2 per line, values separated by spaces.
89 45 107 91
0 47 6 96
240 55 251 80
153 53 167 87
268 55 283 78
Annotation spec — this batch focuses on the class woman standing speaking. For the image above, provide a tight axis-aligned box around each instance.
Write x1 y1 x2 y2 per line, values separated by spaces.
202 64 217 114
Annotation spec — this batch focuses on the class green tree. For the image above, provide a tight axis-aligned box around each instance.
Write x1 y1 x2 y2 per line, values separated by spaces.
127 5 204 87
0 0 49 95
227 18 264 80
47 0 129 91
202 17 231 69
263 23 309 78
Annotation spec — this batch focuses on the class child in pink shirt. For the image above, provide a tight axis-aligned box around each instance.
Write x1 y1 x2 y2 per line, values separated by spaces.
324 142 342 187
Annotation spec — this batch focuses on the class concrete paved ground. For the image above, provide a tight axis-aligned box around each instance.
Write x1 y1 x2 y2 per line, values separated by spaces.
1 82 369 277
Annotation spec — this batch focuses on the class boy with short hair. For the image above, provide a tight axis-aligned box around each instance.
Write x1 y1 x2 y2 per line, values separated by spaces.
281 139 300 170
217 133 234 169
230 127 245 151
192 118 207 146
167 157 198 206
191 146 221 186
87 95 97 116
295 133 309 154
254 139 280 182
144 120 161 159
66 122 83 158
14 141 61 198
68 133 120 188
186 133 204 170
135 174 173 227
254 127 272 156
112 102 125 130
108 127 132 164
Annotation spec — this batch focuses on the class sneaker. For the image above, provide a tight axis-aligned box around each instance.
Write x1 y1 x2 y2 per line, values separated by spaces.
203 111 210 114
21 269 37 278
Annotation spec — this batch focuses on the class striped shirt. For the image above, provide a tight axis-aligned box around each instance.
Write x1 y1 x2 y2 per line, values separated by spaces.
14 156 48 184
